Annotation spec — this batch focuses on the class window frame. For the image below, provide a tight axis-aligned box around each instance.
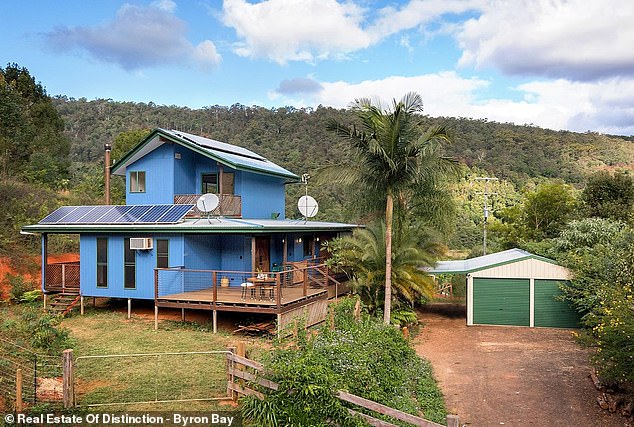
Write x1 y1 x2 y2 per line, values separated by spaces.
130 171 146 193
201 173 218 194
156 239 169 269
123 238 136 290
96 237 108 288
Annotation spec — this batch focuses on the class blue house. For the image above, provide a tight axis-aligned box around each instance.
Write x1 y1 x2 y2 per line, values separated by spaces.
23 129 357 332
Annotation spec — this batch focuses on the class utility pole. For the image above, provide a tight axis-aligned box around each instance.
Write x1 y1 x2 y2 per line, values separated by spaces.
475 177 498 255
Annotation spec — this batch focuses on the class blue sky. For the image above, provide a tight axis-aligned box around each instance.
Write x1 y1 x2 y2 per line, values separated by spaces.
2 0 634 135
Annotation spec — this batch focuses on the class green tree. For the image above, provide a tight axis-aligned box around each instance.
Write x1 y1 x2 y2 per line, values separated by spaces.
324 93 454 323
582 170 634 223
0 63 70 188
492 181 578 247
111 128 151 163
327 221 441 317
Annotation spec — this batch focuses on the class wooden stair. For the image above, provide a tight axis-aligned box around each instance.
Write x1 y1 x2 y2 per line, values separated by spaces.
47 291 81 316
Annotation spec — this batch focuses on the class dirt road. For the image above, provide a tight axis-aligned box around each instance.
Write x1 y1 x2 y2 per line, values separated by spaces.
414 311 626 426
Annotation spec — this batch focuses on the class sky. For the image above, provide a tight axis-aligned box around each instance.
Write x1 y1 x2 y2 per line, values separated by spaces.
2 0 634 135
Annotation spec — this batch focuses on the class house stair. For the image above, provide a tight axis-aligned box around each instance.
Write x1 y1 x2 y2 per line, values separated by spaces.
47 291 81 317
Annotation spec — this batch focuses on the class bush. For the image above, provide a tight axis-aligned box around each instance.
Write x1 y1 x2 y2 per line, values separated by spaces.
19 307 72 353
5 273 36 302
242 297 446 426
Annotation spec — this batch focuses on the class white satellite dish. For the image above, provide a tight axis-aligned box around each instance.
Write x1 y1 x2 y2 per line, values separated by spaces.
298 195 319 218
196 193 220 213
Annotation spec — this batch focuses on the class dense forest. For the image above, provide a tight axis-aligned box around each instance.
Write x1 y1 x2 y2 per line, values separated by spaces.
2 63 634 259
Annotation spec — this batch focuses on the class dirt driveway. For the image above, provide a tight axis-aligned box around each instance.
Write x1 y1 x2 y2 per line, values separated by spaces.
414 310 625 427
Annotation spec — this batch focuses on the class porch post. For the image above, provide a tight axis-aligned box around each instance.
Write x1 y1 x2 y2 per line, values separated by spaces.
283 234 287 265
127 298 132 319
80 296 84 315
154 305 159 330
212 310 217 334
251 236 256 272
41 233 48 293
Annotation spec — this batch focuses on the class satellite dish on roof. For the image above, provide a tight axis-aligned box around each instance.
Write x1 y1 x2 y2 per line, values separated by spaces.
298 195 318 218
196 193 219 213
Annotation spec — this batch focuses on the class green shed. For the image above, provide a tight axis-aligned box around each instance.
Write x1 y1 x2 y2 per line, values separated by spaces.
429 249 579 328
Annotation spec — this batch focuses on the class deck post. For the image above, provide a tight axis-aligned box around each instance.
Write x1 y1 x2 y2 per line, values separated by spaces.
181 308 185 321
43 293 47 310
154 305 158 330
303 269 308 297
61 263 66 292
276 272 281 308
80 296 84 315
212 310 217 334
212 271 218 304
127 298 131 319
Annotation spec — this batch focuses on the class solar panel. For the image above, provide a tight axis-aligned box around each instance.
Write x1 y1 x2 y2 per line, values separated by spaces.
137 205 173 222
115 205 153 223
159 204 193 222
40 207 77 223
38 204 194 225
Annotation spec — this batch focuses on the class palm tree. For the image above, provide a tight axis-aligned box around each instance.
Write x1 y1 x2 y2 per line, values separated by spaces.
324 92 454 323
333 221 442 316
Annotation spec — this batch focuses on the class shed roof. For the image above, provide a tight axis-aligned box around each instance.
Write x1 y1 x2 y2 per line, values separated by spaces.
428 248 560 274
110 128 299 182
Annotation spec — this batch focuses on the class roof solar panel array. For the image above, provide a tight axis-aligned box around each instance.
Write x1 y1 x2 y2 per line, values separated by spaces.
39 204 193 225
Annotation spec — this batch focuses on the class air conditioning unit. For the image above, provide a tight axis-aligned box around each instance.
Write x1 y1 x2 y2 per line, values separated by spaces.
130 237 153 250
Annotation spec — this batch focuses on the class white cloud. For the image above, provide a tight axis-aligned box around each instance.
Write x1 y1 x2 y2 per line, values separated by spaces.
221 0 480 64
45 2 221 70
456 0 634 81
272 73 634 135
222 0 370 63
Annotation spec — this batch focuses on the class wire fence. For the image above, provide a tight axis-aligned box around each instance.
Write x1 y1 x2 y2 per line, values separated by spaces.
74 351 230 407
0 337 63 408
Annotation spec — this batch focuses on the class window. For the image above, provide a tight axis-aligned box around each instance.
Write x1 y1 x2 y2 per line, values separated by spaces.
156 239 169 268
130 171 146 193
202 173 218 193
303 236 315 257
124 238 136 289
97 238 108 288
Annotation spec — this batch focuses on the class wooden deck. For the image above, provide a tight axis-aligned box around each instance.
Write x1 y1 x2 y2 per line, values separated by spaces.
156 285 329 314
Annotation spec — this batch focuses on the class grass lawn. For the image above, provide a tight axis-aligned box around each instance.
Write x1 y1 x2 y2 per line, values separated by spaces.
60 305 269 411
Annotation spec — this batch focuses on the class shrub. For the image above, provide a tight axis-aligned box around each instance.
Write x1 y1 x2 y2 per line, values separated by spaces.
19 307 72 353
5 273 36 302
242 297 446 426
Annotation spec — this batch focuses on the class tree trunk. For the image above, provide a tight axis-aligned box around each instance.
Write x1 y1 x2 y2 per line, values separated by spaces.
383 190 394 324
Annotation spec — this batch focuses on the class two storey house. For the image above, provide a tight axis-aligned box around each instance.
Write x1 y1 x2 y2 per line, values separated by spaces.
23 129 357 332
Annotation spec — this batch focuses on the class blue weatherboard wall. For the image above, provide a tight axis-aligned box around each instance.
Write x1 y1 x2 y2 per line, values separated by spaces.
126 143 176 205
184 235 221 270
80 234 184 300
241 173 286 219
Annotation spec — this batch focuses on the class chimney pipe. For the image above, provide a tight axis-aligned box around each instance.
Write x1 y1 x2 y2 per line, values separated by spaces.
104 143 112 205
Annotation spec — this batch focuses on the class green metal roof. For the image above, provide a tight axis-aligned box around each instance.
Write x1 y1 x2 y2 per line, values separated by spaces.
111 128 299 182
22 218 359 235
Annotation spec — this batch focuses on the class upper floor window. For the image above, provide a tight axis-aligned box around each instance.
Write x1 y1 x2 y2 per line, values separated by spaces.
202 172 234 194
130 171 146 193
202 173 218 193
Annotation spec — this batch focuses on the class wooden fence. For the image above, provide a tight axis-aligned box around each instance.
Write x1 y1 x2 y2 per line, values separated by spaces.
226 344 460 427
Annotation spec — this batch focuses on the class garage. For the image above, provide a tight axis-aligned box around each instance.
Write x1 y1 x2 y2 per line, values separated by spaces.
430 248 580 328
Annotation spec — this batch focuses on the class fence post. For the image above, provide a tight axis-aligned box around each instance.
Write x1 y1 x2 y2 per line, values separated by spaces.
16 368 23 412
446 414 460 427
227 346 236 400
62 349 74 408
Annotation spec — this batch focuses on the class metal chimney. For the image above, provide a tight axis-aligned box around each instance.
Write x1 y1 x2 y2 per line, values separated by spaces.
104 143 112 205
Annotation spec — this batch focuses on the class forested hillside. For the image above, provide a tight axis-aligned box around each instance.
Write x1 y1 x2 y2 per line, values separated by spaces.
2 63 634 259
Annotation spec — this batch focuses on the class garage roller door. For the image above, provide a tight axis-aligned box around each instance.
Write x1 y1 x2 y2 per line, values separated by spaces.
534 280 579 328
473 278 530 326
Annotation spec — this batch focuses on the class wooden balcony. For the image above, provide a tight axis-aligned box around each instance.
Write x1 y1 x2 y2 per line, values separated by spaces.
174 194 241 217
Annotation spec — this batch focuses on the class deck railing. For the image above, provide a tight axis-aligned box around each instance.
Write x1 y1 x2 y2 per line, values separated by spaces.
174 194 241 217
45 262 80 293
154 263 332 309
